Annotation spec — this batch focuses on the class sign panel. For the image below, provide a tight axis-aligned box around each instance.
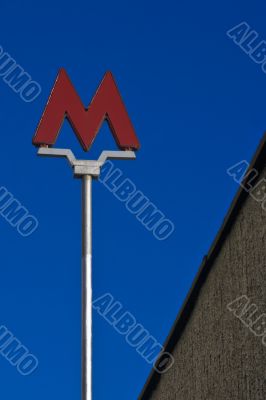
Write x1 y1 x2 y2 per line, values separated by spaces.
32 69 140 151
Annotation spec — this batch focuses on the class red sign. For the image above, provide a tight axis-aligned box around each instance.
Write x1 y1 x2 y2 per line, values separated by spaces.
32 69 140 151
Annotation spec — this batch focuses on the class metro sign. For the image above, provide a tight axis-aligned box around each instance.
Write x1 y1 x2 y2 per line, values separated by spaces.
33 69 140 400
32 68 140 151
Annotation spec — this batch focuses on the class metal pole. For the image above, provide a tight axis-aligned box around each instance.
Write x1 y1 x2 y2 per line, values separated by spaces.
82 175 92 400
36 147 136 400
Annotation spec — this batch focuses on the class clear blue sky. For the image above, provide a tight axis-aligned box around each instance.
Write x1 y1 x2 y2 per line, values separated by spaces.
0 0 265 398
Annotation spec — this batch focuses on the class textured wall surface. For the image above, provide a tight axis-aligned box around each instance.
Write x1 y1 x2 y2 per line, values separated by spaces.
148 167 266 400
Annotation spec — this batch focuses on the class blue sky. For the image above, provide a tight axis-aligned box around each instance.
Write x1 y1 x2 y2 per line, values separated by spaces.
0 0 266 398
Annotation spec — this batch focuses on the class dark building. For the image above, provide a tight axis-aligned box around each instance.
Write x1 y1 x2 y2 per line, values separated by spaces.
139 134 266 400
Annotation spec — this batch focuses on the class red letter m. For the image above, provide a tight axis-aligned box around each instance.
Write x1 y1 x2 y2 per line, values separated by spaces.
32 69 140 151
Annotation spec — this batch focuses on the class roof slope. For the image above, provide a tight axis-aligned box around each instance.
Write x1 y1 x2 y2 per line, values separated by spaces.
139 133 266 399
